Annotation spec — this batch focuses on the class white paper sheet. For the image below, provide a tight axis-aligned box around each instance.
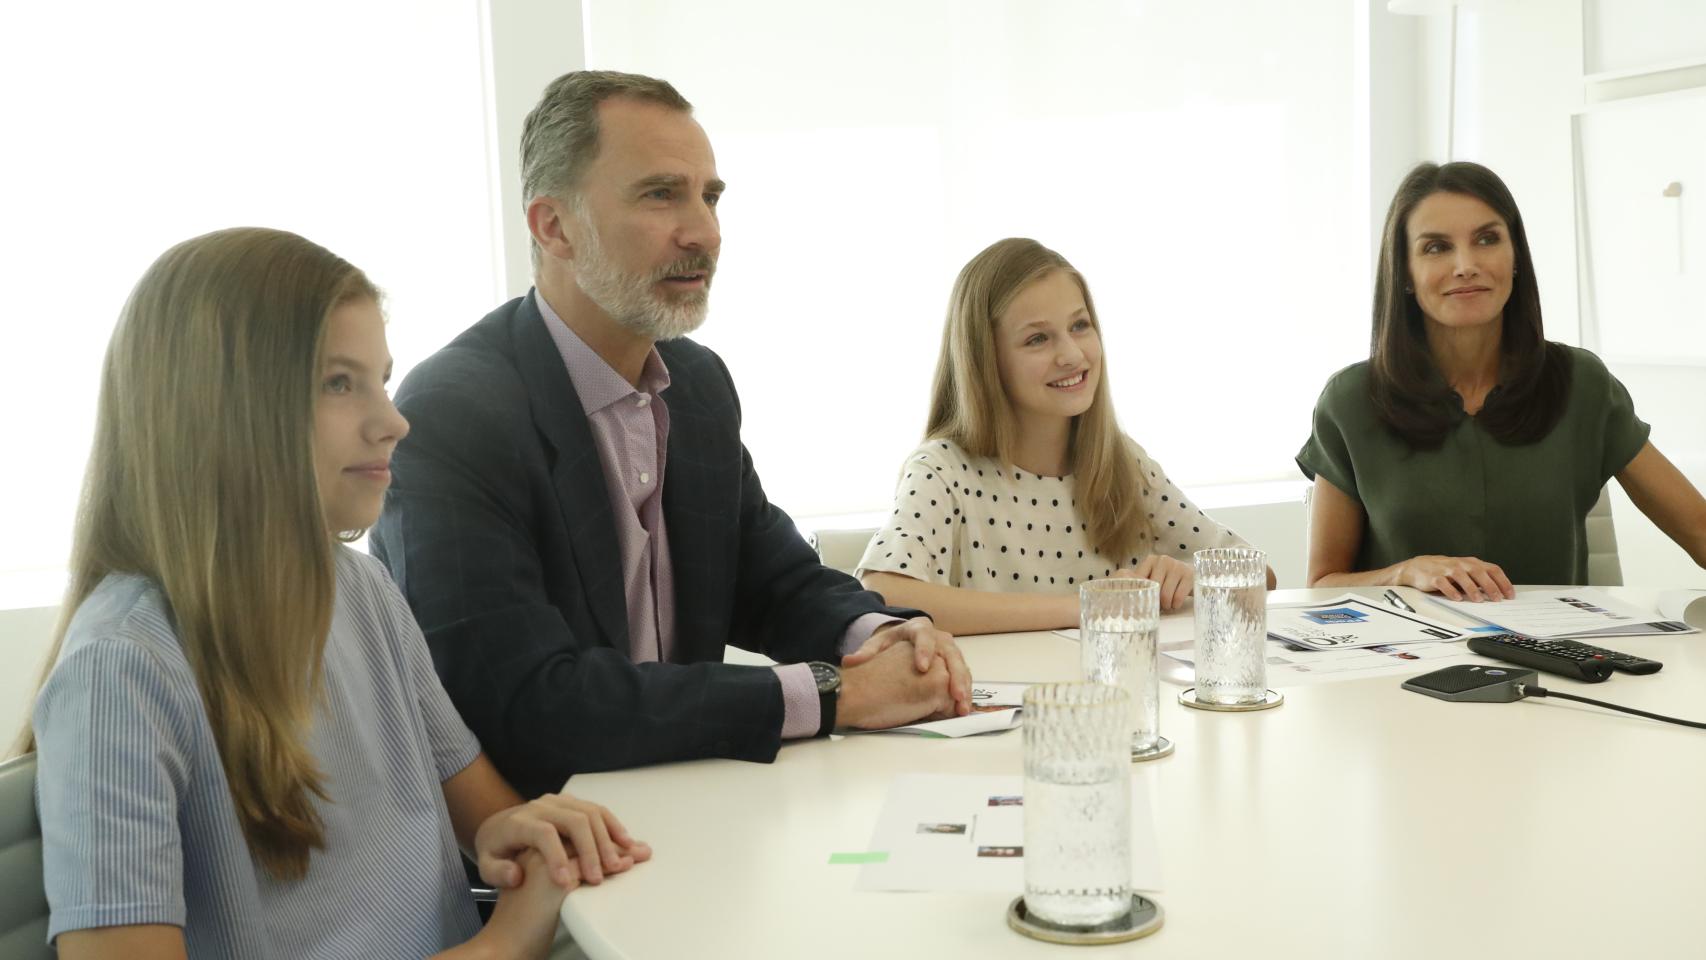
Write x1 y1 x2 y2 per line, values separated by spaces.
1265 594 1467 650
861 709 1022 738
1658 590 1706 629
1067 596 1465 651
847 682 1030 738
1429 588 1698 639
853 773 1163 893
1166 637 1470 686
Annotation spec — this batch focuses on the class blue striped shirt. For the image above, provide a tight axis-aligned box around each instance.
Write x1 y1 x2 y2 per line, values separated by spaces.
34 547 484 957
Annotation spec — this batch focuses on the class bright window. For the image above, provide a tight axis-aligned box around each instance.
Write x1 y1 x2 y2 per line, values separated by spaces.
587 0 1369 519
0 0 502 599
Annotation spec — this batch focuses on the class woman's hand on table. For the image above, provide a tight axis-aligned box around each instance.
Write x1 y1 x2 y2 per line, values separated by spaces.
1394 555 1515 602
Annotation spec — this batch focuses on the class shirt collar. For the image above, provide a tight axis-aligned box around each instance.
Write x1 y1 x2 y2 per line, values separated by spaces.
534 289 671 415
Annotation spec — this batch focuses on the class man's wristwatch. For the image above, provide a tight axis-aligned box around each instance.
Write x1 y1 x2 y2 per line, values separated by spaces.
808 661 841 737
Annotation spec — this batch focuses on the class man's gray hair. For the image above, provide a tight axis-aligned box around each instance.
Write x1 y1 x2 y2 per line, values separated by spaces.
521 70 693 269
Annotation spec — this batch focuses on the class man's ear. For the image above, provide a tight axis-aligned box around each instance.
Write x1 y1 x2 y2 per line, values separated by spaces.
527 195 577 263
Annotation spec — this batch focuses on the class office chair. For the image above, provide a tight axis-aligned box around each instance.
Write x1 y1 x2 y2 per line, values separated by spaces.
1586 487 1622 586
0 753 53 960
807 528 879 576
1300 484 1314 568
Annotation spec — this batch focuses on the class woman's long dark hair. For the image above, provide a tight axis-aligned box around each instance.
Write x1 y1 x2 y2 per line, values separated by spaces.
1369 161 1571 449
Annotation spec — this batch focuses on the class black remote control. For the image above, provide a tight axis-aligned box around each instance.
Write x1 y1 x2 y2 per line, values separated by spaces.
1465 633 1645 682
1559 640 1664 675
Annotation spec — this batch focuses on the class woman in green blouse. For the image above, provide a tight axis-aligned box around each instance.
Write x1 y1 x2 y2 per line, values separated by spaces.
1298 161 1706 599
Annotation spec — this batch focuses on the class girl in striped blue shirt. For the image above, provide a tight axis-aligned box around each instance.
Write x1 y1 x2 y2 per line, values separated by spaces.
22 227 649 958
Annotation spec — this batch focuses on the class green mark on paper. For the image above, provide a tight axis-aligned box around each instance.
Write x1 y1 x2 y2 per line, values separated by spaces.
828 851 889 865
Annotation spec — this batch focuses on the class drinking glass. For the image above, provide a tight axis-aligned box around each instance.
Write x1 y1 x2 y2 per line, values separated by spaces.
1192 547 1269 705
1079 578 1163 757
1021 682 1133 929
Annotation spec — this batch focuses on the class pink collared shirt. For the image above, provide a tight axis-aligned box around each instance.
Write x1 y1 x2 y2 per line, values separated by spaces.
536 292 890 737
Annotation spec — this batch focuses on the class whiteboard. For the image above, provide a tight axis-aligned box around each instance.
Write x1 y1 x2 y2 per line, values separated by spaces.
1575 88 1706 364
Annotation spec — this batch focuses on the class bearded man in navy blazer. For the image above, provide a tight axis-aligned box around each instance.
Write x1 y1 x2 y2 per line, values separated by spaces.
372 70 970 798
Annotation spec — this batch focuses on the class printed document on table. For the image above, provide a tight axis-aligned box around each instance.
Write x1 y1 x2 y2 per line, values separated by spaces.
846 682 1030 738
1658 590 1706 629
1267 594 1467 650
853 773 1163 893
1429 588 1698 639
1165 637 1470 686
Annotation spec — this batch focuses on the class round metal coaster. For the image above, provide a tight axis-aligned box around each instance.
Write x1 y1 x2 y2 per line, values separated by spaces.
1178 687 1284 712
1007 893 1165 945
1131 736 1174 763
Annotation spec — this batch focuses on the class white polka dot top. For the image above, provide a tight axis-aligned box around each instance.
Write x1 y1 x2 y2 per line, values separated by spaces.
857 438 1250 594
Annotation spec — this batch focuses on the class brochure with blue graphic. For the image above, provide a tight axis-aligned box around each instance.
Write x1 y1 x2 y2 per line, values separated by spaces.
1268 594 1467 651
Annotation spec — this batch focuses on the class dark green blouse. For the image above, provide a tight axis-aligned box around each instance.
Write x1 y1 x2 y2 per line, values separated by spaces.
1296 345 1649 585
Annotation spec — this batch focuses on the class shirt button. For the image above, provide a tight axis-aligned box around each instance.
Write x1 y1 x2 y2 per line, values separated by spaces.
636 394 651 407
639 471 651 484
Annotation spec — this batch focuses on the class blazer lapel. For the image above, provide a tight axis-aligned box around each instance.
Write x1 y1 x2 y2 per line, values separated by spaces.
510 295 629 651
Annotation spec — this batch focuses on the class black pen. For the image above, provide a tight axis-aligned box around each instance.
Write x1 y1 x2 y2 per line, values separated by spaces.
1383 588 1416 613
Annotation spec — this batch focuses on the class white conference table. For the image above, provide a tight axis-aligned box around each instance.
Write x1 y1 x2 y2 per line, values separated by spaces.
558 587 1706 959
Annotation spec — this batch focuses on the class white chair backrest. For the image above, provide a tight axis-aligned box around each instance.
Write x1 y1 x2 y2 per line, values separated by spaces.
1586 487 1622 586
808 528 879 577
1300 483 1315 569
0 753 52 960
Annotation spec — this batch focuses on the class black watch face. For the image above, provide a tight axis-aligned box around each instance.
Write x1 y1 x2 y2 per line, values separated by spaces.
810 661 840 692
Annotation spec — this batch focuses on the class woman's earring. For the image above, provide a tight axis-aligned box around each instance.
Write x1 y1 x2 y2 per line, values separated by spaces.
1403 285 1414 294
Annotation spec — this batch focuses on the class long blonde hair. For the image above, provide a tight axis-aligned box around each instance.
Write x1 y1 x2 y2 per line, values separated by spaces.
16 227 377 880
925 237 1151 564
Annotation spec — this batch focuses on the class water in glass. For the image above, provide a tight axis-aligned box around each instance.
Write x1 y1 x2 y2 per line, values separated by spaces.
1193 548 1268 705
1081 620 1160 753
1022 683 1132 928
1023 775 1131 926
1079 579 1161 753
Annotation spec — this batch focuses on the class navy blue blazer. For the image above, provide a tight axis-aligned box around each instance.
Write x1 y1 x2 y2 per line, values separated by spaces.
371 294 916 796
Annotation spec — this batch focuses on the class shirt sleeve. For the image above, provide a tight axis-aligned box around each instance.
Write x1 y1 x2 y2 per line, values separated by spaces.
382 568 482 783
34 637 190 939
774 664 821 738
1591 354 1652 479
1133 448 1251 562
1295 373 1361 503
856 446 961 585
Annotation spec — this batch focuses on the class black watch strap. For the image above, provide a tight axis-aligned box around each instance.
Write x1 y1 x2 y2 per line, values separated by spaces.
808 661 840 737
816 686 837 738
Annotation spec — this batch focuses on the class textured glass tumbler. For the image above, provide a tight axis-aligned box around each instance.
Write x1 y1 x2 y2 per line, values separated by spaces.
1022 683 1133 929
1192 547 1269 705
1079 579 1162 755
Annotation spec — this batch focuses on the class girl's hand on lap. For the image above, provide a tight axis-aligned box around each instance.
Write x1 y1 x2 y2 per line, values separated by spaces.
1120 555 1195 611
475 792 651 890
1396 555 1514 601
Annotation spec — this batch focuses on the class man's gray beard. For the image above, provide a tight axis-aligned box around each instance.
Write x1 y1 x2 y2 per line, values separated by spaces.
574 233 710 342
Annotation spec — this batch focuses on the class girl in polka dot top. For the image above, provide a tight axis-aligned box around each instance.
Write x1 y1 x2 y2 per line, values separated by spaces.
857 238 1274 635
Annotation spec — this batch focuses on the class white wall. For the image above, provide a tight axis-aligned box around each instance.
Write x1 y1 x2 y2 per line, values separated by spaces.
1 608 59 746
485 0 587 299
